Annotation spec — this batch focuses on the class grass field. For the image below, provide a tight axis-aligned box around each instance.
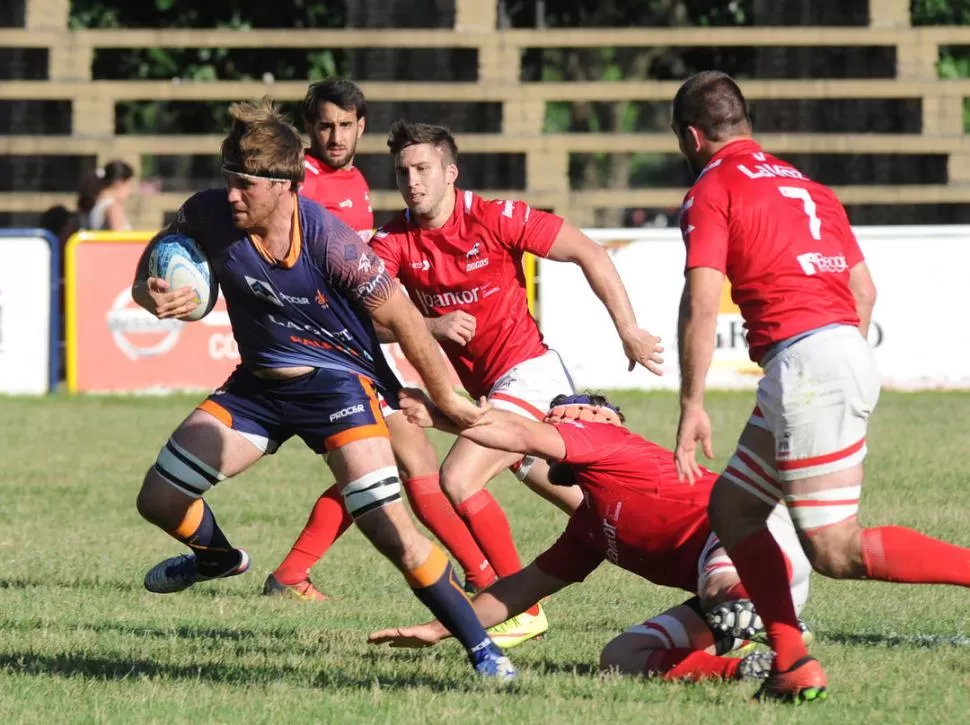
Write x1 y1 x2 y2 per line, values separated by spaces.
2 390 969 724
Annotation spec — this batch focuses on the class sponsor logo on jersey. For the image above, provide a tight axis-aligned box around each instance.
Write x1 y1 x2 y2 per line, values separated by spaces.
601 501 623 565
410 259 431 271
796 252 848 276
417 287 481 310
339 198 353 209
465 241 489 271
315 289 329 308
245 276 284 307
329 403 365 422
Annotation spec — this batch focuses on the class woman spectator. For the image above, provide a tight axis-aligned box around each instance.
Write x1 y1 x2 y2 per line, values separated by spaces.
78 160 135 231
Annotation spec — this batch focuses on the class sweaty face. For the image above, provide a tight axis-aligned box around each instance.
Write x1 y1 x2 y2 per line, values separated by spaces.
544 404 622 427
394 144 455 219
306 101 364 170
224 172 288 230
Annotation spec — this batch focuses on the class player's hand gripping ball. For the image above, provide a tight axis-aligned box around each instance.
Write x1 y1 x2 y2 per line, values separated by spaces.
147 234 217 321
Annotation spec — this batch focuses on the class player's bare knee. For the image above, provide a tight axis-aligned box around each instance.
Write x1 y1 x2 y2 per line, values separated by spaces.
801 521 865 579
599 635 634 672
439 460 478 505
136 467 194 529
394 441 438 482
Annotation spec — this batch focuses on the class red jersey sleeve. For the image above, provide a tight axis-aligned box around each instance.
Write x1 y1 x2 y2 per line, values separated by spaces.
554 420 619 465
681 181 730 273
533 512 605 583
493 199 564 257
369 227 402 279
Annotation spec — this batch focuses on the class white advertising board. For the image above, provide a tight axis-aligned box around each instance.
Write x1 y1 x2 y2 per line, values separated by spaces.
538 226 970 391
0 234 54 394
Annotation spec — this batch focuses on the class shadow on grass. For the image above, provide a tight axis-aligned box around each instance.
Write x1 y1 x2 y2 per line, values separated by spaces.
0 650 495 693
0 576 256 599
825 631 970 648
527 659 600 677
0 577 143 594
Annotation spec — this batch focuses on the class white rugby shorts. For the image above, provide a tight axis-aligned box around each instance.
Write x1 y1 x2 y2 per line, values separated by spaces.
487 349 576 421
750 325 881 481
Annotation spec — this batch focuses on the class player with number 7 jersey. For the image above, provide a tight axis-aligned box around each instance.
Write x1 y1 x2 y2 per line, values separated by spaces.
680 140 864 364
674 71 970 704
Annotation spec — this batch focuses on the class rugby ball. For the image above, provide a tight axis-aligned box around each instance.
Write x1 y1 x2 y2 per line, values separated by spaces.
147 233 218 322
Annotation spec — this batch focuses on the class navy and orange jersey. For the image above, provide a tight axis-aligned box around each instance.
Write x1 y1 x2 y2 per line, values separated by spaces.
159 188 399 391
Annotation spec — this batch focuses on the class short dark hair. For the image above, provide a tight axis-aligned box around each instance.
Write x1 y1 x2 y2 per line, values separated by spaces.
387 119 458 164
303 78 366 121
549 392 625 423
672 71 751 142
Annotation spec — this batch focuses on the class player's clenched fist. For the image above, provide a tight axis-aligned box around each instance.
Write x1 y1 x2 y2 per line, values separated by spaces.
135 277 200 320
620 327 665 375
429 310 477 346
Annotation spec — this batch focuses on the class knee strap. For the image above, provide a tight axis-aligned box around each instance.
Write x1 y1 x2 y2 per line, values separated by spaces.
342 466 402 519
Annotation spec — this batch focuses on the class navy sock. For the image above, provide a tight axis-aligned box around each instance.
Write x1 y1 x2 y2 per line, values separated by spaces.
172 499 236 574
408 546 498 662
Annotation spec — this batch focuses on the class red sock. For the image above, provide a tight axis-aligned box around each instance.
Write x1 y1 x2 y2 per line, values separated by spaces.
404 476 496 590
454 490 539 615
722 581 749 600
455 490 522 576
727 528 805 671
644 649 741 681
862 526 970 585
274 484 353 586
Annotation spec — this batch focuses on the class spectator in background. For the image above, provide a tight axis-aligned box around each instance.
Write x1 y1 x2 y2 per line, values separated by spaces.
78 160 135 231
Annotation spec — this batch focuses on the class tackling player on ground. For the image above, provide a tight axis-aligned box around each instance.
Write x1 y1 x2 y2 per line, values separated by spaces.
368 119 664 645
265 80 494 608
130 96 516 680
369 392 812 684
672 71 970 702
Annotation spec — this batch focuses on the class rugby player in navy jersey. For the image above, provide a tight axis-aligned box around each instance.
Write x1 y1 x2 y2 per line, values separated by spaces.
129 97 516 680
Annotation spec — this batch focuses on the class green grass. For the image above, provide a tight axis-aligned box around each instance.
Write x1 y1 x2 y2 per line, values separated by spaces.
1 390 970 724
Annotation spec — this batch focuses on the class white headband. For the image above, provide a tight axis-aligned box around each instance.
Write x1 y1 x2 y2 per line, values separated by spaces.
221 165 295 184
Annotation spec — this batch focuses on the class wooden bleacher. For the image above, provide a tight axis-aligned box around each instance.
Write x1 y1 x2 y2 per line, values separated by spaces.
1 0 968 228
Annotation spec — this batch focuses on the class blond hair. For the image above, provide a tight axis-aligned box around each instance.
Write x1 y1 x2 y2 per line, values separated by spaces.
221 96 305 183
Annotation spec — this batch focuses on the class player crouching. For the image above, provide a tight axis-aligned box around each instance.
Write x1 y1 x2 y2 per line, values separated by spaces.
368 393 813 683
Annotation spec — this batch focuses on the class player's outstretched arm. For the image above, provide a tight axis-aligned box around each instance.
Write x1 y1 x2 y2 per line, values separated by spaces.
399 390 566 459
848 262 877 339
675 267 722 483
368 563 568 649
545 223 664 375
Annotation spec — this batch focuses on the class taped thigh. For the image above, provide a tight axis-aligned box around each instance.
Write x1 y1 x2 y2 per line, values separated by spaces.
153 438 226 498
721 442 783 507
785 485 861 534
342 466 402 519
